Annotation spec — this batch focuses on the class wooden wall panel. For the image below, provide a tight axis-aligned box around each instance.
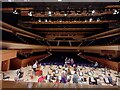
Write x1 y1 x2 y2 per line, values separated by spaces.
119 63 120 72
10 58 22 70
2 50 17 61
2 60 10 71
80 55 119 72
9 54 49 70
21 54 49 67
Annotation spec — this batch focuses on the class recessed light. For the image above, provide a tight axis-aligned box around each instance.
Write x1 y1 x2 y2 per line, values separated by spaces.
92 10 95 14
45 19 48 22
58 0 62 2
38 19 41 22
64 14 67 16
8 0 12 2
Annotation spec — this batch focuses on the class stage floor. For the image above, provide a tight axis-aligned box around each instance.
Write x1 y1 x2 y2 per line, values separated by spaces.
1 65 120 88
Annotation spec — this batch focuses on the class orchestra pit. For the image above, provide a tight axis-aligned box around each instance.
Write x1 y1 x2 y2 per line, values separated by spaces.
0 1 120 89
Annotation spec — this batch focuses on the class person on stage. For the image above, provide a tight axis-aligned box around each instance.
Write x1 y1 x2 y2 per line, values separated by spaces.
70 58 74 66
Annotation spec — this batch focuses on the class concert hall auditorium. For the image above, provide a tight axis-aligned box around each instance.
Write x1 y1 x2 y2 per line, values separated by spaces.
0 1 120 89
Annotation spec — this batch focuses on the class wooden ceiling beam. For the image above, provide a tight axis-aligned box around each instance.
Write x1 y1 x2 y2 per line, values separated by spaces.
0 21 44 39
1 7 33 11
20 11 113 17
84 28 120 40
1 41 119 51
105 5 120 9
24 20 117 24
0 27 36 39
33 28 102 31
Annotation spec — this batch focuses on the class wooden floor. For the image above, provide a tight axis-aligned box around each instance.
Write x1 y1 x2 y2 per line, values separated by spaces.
1 80 119 89
1 65 120 89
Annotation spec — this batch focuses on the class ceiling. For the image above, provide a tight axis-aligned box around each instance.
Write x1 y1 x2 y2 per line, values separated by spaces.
1 2 120 47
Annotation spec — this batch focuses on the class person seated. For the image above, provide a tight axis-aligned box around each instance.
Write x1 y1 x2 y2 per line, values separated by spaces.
54 77 60 84
58 76 62 81
67 59 70 65
94 62 98 69
36 70 42 76
60 75 67 83
3 73 10 80
58 65 61 69
38 75 46 83
61 69 67 76
104 76 110 84
52 69 55 73
16 68 24 79
79 72 84 76
78 76 84 83
88 71 93 76
73 72 79 83
107 74 113 84
67 69 71 75
64 63 68 68
89 77 97 85
46 73 51 81
82 78 87 84
67 75 71 82
52 74 57 80
32 61 38 72
65 67 68 71
55 69 59 74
